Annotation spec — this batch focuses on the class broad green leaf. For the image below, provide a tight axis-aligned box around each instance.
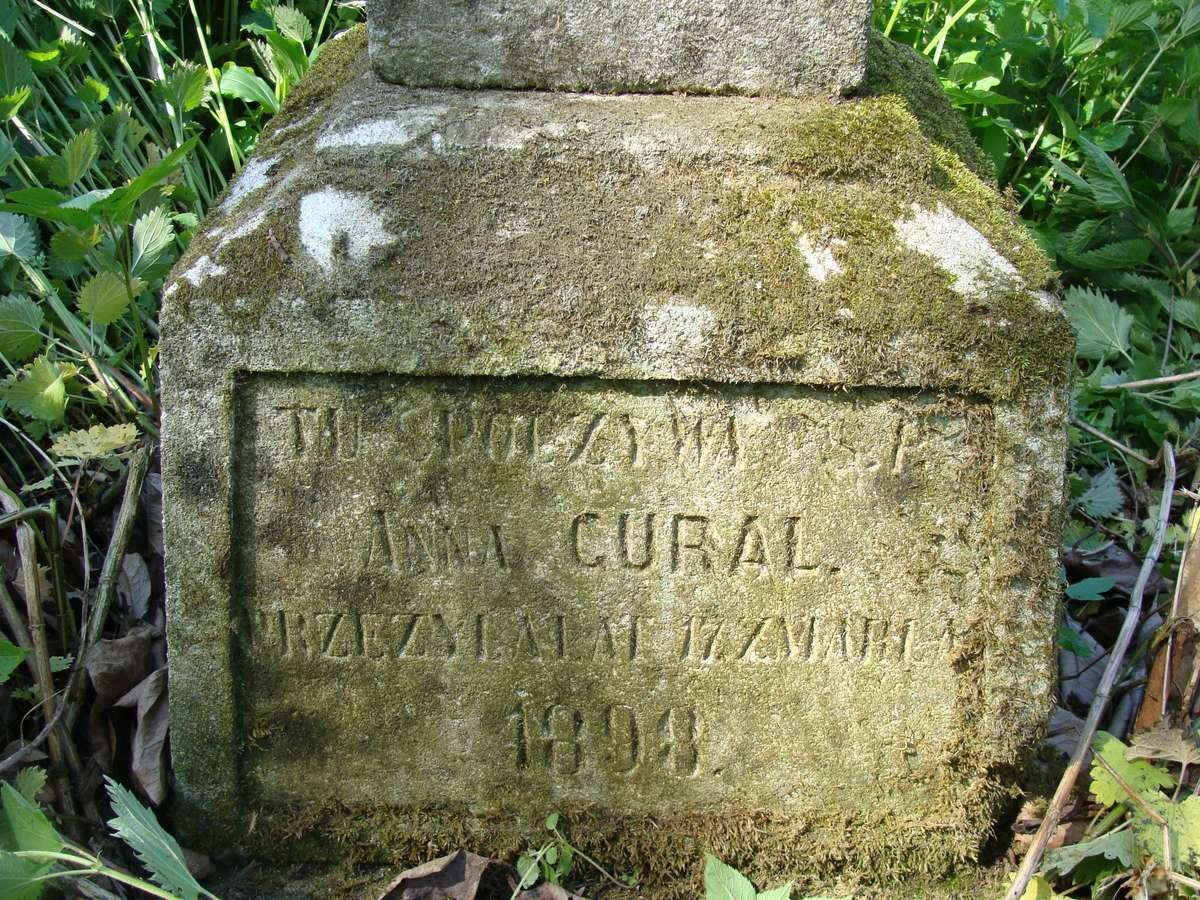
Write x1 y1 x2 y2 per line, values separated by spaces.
75 76 109 104
1132 792 1200 870
1058 624 1092 657
1167 206 1197 239
1065 576 1115 601
0 849 47 900
704 854 756 900
1060 238 1152 270
516 854 538 888
271 5 313 44
13 769 46 805
0 213 38 262
2 357 67 423
48 655 71 673
1078 465 1122 518
1090 731 1175 808
94 137 198 226
48 129 99 187
0 36 33 96
1065 286 1134 361
266 31 309 87
1076 136 1135 211
0 639 26 684
0 294 44 363
0 783 61 853
77 271 142 325
131 206 174 277
49 226 101 261
1041 828 1135 877
219 65 279 112
0 134 13 177
50 422 137 460
159 60 208 113
105 777 216 900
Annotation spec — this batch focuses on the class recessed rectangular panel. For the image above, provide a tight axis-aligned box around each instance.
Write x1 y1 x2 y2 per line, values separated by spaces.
232 375 988 815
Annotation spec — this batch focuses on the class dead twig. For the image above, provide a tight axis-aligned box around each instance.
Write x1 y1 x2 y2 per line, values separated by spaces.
1112 370 1200 390
0 483 77 820
1004 442 1178 900
1072 417 1158 468
64 441 153 733
86 441 152 647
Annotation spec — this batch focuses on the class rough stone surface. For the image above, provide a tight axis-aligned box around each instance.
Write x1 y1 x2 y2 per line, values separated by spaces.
161 29 1073 898
366 0 871 96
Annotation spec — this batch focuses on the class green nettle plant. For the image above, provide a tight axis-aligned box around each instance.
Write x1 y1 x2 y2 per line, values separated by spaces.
0 769 216 899
0 0 356 499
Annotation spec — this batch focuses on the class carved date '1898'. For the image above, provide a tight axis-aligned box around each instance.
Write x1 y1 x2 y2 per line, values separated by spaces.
509 700 699 776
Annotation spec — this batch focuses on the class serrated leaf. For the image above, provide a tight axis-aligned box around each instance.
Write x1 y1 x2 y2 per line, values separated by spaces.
1065 286 1134 361
270 5 313 44
704 854 757 900
2 357 67 423
0 35 33 97
50 422 137 460
0 783 61 853
0 639 26 684
77 271 142 325
1060 238 1153 270
75 76 109 104
159 60 208 113
1065 575 1116 600
0 294 44 363
1078 465 1122 518
13 769 46 805
0 213 38 262
1076 136 1135 211
1041 828 1135 878
48 129 98 187
1128 726 1200 766
1132 792 1200 870
105 777 215 900
49 226 101 261
131 206 174 277
1090 731 1175 808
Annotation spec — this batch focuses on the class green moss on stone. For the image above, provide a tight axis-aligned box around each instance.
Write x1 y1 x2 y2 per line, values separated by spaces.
860 32 994 182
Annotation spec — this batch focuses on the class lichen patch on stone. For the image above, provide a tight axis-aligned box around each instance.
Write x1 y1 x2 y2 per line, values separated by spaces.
220 155 279 213
298 188 395 274
315 105 449 152
793 232 847 283
174 254 226 291
642 300 716 356
892 202 1019 298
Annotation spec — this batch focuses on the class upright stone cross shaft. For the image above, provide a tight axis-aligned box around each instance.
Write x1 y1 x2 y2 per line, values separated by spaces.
366 0 872 96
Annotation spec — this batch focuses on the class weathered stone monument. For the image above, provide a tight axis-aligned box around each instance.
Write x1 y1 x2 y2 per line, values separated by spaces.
162 1 1073 893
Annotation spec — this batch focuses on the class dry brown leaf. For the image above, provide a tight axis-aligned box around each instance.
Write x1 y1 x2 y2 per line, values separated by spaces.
86 624 156 704
114 667 169 806
377 850 498 899
117 553 152 620
1127 724 1200 767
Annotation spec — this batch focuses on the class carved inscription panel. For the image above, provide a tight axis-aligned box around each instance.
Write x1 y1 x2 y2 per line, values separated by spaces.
233 375 991 813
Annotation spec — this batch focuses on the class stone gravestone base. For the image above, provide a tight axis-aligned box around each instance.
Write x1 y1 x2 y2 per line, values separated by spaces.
162 24 1071 896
